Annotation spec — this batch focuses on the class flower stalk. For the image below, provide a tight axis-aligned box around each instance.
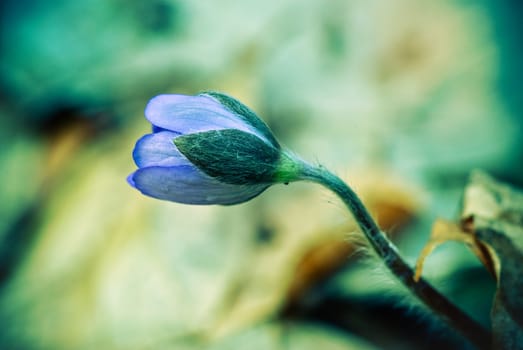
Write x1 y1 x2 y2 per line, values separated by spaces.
299 164 491 350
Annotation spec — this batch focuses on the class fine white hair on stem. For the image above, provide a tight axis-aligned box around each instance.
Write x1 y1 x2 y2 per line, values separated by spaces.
297 162 491 349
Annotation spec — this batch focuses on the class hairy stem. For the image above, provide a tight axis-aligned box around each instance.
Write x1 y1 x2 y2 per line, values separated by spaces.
300 165 491 349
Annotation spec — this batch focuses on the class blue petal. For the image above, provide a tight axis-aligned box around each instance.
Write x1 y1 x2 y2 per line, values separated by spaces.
152 125 175 133
129 165 269 205
127 173 136 187
145 94 265 139
133 131 191 168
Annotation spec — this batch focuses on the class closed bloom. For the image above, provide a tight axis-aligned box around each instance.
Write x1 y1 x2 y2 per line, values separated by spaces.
128 92 302 205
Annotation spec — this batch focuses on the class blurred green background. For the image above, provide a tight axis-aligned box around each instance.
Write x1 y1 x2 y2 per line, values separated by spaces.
0 0 521 349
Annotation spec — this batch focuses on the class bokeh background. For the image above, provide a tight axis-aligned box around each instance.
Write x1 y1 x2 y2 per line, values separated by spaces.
0 0 522 349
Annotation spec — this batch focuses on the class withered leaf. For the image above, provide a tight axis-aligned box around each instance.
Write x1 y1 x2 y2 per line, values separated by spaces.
461 171 523 349
414 219 493 282
415 170 523 349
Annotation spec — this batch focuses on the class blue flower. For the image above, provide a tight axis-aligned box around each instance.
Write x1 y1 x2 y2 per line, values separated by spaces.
128 92 300 205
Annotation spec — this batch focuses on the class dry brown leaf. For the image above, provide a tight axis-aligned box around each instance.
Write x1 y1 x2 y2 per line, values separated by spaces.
460 171 523 349
415 171 523 348
414 219 494 282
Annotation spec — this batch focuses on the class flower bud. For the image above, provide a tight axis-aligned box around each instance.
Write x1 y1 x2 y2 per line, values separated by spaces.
128 92 301 205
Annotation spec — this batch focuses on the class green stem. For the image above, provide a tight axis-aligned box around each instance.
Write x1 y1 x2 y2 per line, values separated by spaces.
300 164 491 349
